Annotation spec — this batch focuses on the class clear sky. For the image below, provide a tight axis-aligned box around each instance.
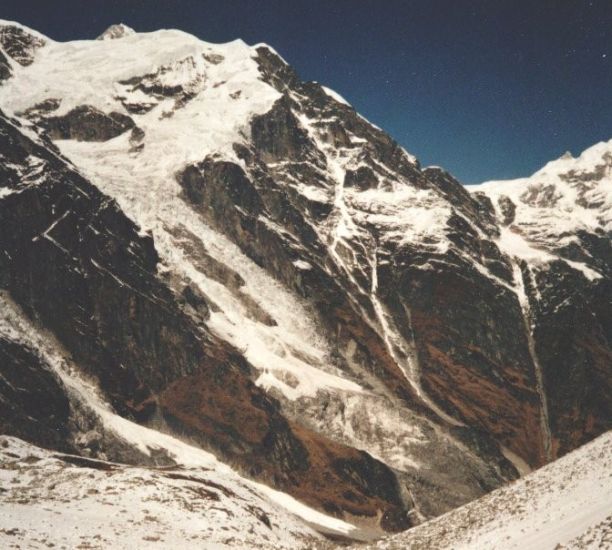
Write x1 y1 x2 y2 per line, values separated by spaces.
2 0 611 183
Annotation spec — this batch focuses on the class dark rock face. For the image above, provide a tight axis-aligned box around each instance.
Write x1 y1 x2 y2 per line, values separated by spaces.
0 112 196 412
0 336 72 452
0 111 411 528
0 50 12 82
389 257 546 466
37 105 135 141
96 23 135 41
251 96 324 165
344 166 379 190
497 195 516 226
115 55 206 114
254 46 301 91
527 262 612 457
16 98 62 120
128 125 145 152
0 24 45 66
423 167 498 234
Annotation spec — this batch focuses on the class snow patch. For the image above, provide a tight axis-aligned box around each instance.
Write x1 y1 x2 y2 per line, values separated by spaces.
321 85 351 106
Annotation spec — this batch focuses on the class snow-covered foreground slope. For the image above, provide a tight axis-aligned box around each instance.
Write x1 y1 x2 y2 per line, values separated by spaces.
0 436 320 550
357 430 612 550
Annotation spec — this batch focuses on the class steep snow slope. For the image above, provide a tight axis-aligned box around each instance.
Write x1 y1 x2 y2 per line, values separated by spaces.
356 430 612 550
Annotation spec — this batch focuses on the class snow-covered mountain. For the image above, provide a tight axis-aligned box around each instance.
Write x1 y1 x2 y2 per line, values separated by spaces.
0 19 610 547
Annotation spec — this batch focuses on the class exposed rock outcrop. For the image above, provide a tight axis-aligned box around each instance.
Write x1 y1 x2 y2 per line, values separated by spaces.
97 23 136 41
38 105 135 141
0 335 71 452
0 23 45 66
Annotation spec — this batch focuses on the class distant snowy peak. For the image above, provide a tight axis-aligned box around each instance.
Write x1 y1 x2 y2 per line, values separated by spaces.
472 139 612 278
534 138 612 180
97 23 136 41
475 139 612 224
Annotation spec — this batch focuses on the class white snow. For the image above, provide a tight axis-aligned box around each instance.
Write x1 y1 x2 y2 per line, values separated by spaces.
254 482 359 538
0 187 15 198
293 259 313 270
497 227 602 281
321 85 351 106
296 182 331 203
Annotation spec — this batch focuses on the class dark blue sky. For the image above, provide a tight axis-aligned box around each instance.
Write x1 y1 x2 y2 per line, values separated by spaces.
2 0 611 182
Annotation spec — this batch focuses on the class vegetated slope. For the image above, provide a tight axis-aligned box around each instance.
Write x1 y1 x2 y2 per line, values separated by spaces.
356 430 612 550
0 18 610 543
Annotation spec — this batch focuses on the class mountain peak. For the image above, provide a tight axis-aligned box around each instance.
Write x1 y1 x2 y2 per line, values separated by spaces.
97 23 135 41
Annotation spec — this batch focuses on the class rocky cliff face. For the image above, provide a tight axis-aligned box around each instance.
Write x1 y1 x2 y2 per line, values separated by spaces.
0 19 609 543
